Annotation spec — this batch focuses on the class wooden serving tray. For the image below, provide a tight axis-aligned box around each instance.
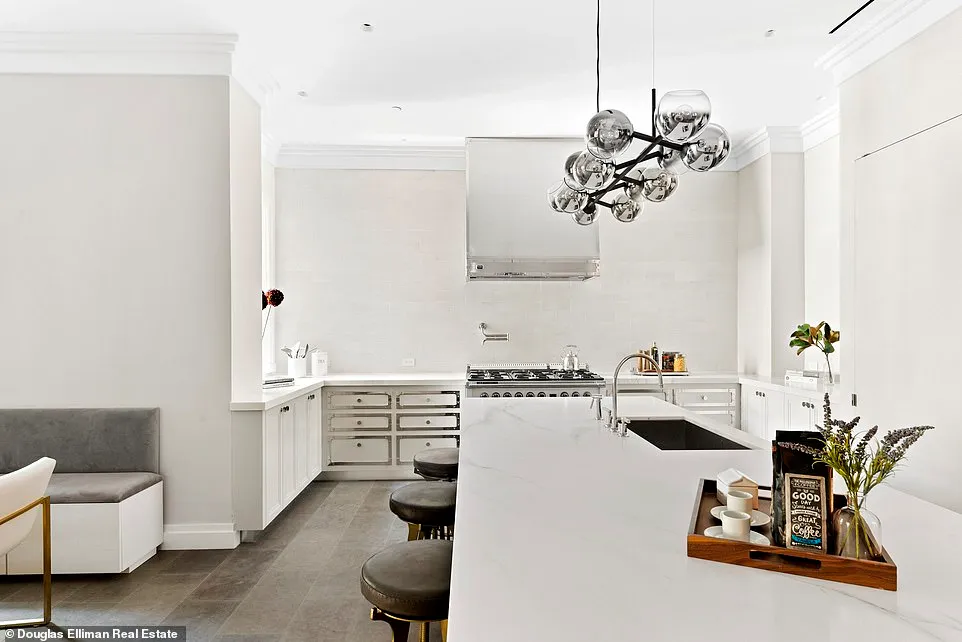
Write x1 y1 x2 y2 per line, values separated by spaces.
687 479 898 591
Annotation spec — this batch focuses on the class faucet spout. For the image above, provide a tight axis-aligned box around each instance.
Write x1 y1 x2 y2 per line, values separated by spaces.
610 353 664 437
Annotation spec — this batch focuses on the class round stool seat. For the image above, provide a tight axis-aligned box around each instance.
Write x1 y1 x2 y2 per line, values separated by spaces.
360 540 453 621
413 447 459 481
390 482 457 526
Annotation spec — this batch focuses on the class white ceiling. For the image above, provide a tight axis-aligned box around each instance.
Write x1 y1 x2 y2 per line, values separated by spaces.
0 0 899 146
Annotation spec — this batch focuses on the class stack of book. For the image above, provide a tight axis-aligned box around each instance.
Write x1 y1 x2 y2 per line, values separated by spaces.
263 377 295 389
784 370 819 390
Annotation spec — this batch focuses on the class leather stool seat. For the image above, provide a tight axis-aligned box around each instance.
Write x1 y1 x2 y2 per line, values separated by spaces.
390 482 457 527
413 447 459 481
360 540 453 621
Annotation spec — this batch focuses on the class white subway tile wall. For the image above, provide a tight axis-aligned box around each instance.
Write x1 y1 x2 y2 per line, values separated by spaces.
274 168 739 373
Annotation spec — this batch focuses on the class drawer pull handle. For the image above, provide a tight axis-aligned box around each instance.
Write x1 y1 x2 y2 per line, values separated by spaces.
357 420 363 426
425 419 431 425
426 442 431 447
356 398 363 403
701 395 708 401
356 442 362 448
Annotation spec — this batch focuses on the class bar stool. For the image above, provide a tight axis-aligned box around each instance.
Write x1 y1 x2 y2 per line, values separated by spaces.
361 539 452 642
413 447 459 481
390 481 456 541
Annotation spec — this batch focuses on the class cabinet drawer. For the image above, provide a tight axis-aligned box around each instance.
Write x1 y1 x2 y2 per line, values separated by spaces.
397 392 459 408
329 414 391 431
673 388 735 407
690 409 736 426
328 437 391 465
398 414 459 430
329 392 392 409
397 437 459 464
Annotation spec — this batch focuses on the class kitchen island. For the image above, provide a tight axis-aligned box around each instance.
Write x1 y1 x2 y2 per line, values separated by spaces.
448 396 962 641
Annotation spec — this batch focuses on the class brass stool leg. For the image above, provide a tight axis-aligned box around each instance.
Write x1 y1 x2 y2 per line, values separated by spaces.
371 608 410 642
441 620 448 642
407 523 420 541
419 621 430 642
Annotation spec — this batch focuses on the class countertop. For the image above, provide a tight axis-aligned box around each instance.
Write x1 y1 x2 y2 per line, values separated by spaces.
608 371 835 399
448 396 962 641
230 372 466 411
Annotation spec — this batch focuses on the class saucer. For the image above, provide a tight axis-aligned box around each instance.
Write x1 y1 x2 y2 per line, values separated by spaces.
711 506 771 527
703 526 770 546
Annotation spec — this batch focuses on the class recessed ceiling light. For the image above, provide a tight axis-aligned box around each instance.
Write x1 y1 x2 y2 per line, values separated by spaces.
391 105 402 111
297 90 309 98
765 29 776 38
361 23 374 32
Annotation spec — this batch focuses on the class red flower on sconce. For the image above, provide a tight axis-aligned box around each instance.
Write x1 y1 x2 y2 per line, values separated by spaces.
262 289 284 338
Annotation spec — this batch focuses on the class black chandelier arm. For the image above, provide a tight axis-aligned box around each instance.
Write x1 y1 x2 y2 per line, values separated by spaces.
631 132 685 152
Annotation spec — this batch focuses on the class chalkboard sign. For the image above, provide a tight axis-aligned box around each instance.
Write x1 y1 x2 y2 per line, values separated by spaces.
785 473 828 552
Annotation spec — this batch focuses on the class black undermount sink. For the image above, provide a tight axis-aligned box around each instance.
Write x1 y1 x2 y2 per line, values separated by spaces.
625 419 749 451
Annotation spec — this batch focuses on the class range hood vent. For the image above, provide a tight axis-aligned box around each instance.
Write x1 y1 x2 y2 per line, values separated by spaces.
465 137 600 281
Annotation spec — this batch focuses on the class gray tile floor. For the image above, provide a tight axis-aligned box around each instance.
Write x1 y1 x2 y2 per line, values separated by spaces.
1 481 444 641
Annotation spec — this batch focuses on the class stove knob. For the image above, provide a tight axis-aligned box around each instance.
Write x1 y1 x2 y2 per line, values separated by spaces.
583 392 592 398
570 392 580 397
480 392 489 398
492 392 501 398
537 392 546 398
560 392 569 398
525 392 535 397
514 392 523 398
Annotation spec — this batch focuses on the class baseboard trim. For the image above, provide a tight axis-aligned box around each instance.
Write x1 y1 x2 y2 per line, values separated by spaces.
161 523 240 550
319 469 422 482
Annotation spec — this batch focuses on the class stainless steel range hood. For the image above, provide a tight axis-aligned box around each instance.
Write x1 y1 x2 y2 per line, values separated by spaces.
465 137 600 280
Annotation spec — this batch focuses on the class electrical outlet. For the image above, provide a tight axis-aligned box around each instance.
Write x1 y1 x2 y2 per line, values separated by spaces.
401 358 416 368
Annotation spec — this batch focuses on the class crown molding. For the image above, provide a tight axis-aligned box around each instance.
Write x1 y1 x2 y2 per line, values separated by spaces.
732 126 804 169
800 106 840 150
275 144 467 171
816 0 962 85
0 31 279 107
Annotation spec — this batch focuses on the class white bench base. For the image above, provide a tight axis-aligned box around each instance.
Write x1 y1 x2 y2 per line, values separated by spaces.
1 482 163 575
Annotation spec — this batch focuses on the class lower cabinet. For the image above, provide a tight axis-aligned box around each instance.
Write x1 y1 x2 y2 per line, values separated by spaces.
232 385 325 532
322 386 462 479
785 393 818 431
740 384 822 440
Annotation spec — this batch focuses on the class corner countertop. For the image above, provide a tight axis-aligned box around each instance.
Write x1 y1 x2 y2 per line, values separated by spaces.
448 396 962 641
608 372 835 399
230 372 466 411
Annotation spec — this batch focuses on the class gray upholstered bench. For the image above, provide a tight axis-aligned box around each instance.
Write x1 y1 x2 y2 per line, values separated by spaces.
0 408 164 574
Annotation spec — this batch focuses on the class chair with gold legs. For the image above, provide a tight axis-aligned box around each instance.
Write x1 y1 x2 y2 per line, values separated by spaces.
389 481 456 541
0 457 57 630
360 540 452 642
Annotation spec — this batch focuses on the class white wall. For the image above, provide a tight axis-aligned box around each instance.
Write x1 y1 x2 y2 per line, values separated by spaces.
803 136 841 374
0 74 237 545
736 155 772 376
274 168 738 373
261 158 277 375
770 153 806 378
838 7 962 513
229 79 263 401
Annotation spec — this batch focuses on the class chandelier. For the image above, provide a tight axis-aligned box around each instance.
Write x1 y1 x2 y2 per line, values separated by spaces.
548 1 731 225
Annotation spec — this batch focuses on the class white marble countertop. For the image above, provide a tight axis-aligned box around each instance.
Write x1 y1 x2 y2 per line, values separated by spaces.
449 396 962 642
230 372 465 411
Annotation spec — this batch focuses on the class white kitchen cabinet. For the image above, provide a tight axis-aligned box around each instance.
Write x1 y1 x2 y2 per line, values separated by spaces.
785 393 818 431
740 385 768 439
322 386 462 480
764 389 784 441
232 384 326 533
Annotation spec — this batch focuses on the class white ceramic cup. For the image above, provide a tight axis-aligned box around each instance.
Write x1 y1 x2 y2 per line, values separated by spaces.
726 490 753 515
720 510 751 540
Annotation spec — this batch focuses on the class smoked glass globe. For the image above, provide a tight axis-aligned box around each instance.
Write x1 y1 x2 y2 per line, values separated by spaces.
639 167 679 202
682 123 731 172
548 181 588 213
611 191 643 222
563 152 583 189
571 202 599 226
657 146 690 175
586 109 634 159
655 90 711 143
622 167 646 202
572 150 615 189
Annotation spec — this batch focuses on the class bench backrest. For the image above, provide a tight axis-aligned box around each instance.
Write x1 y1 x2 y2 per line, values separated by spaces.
0 408 160 474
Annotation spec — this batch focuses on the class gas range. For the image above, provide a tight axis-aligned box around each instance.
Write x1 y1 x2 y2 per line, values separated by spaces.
465 363 606 399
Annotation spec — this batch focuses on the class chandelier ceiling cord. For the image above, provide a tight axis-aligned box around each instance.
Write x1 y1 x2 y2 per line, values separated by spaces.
548 0 732 225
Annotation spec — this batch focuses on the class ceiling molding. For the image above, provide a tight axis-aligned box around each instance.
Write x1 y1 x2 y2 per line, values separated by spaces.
800 106 840 150
732 127 804 169
816 0 962 84
0 31 279 108
275 144 467 171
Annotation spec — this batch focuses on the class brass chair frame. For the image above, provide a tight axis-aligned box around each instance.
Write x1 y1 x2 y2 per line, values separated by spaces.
370 607 448 642
0 496 52 629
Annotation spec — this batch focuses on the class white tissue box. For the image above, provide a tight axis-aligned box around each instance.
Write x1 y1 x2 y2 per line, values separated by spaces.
716 468 759 509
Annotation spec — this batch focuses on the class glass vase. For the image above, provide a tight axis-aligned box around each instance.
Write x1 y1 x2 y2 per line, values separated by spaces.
833 493 883 560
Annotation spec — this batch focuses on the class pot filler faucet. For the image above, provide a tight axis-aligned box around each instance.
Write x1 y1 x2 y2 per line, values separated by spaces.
607 352 664 437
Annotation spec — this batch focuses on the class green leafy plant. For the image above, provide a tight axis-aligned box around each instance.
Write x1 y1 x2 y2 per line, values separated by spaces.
789 321 840 382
